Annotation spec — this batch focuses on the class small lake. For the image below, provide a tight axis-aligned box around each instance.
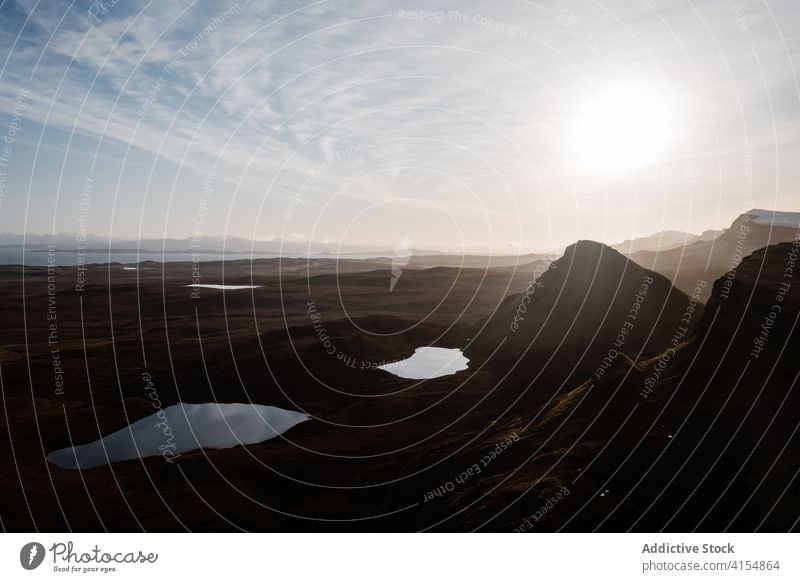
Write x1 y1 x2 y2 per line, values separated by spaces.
378 347 469 379
186 284 262 290
47 403 309 469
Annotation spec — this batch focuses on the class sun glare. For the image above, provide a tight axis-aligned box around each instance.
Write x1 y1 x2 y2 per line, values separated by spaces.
572 85 674 174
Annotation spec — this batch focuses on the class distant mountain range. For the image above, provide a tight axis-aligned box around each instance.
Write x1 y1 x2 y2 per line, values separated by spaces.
626 209 799 301
1 209 796 270
611 228 720 254
0 233 445 256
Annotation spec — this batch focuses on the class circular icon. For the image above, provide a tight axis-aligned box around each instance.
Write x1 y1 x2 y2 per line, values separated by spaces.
19 542 46 570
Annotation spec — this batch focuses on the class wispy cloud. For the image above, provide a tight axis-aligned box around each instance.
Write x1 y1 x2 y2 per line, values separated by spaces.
0 0 797 247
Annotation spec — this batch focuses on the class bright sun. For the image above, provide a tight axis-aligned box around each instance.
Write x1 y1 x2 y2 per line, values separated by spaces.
572 85 674 174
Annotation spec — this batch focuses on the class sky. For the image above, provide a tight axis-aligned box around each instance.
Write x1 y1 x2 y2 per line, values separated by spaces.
0 0 797 251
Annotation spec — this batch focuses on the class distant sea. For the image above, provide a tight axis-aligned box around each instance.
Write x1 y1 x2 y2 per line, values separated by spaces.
0 249 390 267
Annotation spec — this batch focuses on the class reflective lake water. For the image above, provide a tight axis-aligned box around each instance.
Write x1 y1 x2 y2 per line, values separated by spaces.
185 284 262 290
47 403 309 469
377 347 469 379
